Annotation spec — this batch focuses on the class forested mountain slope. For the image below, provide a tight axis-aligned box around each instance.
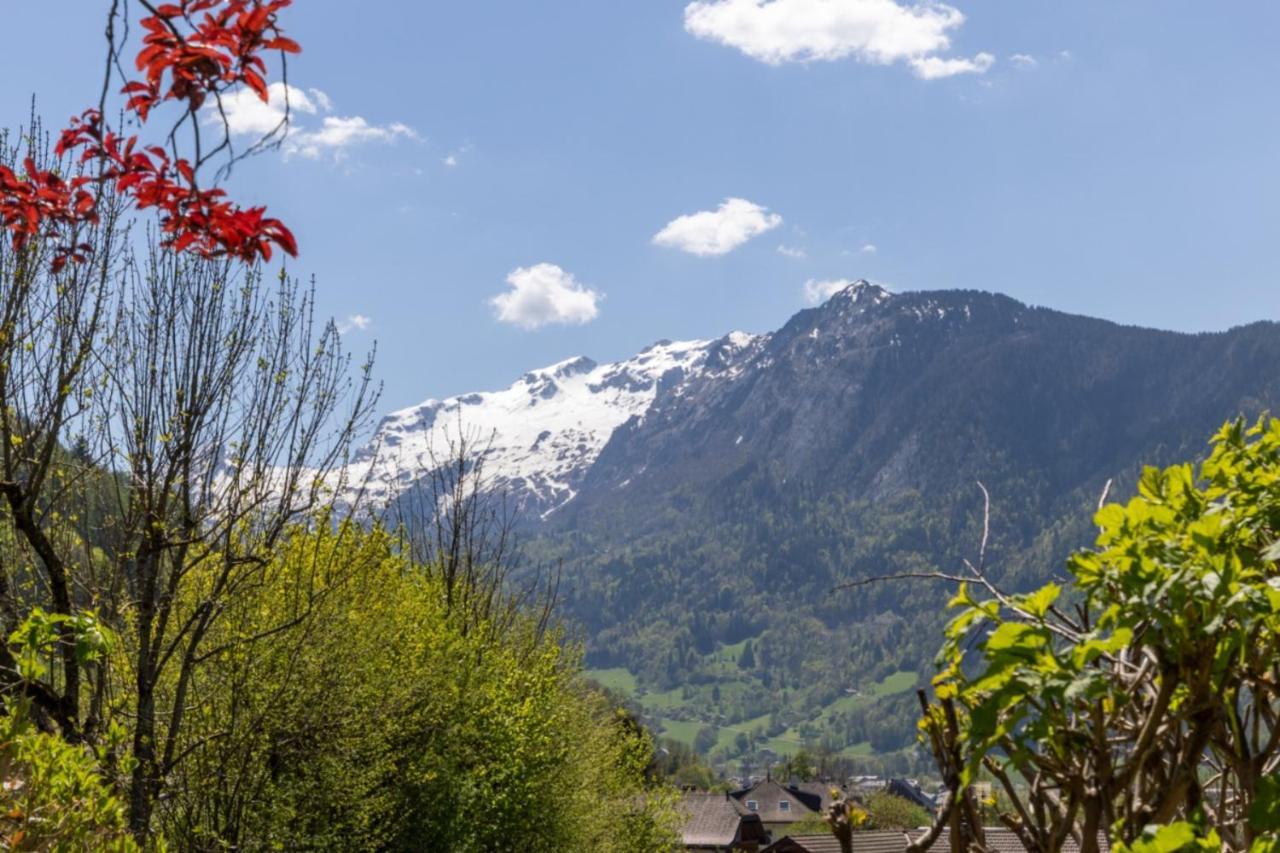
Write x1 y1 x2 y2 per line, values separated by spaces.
364 281 1280 764
538 282 1280 761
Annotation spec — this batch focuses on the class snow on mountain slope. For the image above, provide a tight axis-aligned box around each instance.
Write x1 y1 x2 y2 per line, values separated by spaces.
344 331 763 516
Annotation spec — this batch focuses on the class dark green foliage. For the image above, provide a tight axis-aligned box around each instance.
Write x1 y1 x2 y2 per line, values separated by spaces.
694 726 719 755
651 739 722 791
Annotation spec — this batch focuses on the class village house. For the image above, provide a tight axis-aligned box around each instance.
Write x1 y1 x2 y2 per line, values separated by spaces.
729 777 826 837
679 791 771 853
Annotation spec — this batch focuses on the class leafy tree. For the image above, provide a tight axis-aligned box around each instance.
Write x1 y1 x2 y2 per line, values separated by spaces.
652 739 721 791
0 215 376 834
862 791 930 831
785 749 818 782
0 1 381 838
912 418 1280 851
786 809 836 835
793 793 926 835
694 725 719 755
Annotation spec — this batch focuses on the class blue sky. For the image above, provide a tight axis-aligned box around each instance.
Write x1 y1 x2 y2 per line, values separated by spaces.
2 2 1278 410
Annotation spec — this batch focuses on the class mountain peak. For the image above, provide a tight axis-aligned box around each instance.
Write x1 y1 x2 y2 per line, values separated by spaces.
836 278 891 303
342 333 762 515
523 355 598 384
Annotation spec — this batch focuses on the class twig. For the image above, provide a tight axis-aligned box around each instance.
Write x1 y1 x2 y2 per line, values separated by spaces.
833 570 972 592
1097 478 1113 513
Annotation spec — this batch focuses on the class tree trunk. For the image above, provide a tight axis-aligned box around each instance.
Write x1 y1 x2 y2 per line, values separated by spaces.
130 561 158 840
129 674 156 839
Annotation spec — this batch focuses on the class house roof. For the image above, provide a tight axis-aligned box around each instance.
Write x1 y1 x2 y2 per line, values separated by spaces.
886 779 935 811
731 778 822 823
761 833 902 853
680 792 764 847
788 780 846 812
761 828 1110 853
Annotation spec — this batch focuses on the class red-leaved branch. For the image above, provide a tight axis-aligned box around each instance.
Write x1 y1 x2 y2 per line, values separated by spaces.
0 0 300 272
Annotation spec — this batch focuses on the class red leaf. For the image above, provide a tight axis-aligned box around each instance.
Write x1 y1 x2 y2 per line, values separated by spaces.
126 97 154 120
10 0 305 267
242 69 268 101
172 231 199 252
264 36 301 53
135 44 166 72
265 219 297 256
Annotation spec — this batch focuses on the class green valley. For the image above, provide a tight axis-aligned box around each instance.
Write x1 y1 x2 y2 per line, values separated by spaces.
589 657 920 772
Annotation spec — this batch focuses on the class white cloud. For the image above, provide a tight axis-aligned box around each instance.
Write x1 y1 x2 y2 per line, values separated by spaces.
211 82 418 161
777 244 807 259
909 50 994 79
684 0 994 79
215 82 323 136
653 198 783 256
442 144 472 168
309 89 334 111
861 243 877 254
490 264 602 330
337 314 372 334
1009 53 1037 68
287 117 417 160
803 278 854 305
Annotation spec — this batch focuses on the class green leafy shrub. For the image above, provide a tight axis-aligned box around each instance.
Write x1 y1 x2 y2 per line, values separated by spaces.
156 521 681 852
921 417 1280 850
0 707 138 852
0 610 136 852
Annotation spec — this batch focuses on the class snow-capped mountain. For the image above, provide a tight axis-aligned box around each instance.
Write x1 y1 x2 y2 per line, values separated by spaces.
344 330 763 516
340 277 1280 755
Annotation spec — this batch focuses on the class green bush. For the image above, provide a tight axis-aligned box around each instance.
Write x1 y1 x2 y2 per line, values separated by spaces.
155 521 681 851
0 705 137 852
